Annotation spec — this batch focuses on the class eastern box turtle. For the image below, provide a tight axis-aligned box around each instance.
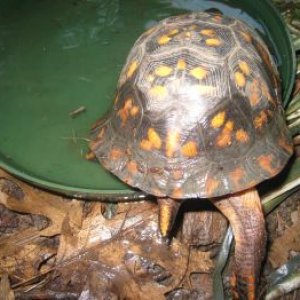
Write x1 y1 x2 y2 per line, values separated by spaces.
89 12 293 299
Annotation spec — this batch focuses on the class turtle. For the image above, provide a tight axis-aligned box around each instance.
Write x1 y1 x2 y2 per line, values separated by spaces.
89 11 293 299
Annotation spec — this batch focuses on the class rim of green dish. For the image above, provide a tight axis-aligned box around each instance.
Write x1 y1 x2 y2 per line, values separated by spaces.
0 0 296 200
265 0 296 106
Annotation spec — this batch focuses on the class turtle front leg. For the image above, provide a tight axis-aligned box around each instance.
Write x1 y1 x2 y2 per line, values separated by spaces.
211 188 266 300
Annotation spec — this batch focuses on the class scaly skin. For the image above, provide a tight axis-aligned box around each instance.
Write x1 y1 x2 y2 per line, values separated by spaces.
158 188 266 299
212 188 266 300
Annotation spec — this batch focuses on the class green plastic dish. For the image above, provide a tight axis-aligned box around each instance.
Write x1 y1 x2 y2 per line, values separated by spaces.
0 0 296 200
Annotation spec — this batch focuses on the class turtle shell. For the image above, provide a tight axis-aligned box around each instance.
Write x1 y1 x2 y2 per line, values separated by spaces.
90 12 293 199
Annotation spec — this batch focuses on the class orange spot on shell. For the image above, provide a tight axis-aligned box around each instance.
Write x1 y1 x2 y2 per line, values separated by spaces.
229 167 246 188
206 177 220 196
177 59 186 70
127 61 138 78
216 129 232 148
127 161 138 174
110 148 122 160
239 61 251 76
235 71 246 88
158 35 171 45
205 38 222 46
254 111 268 129
166 130 180 158
257 154 278 175
224 120 234 131
130 106 139 117
279 137 293 154
240 31 252 42
140 139 152 151
236 129 249 143
148 128 162 149
249 80 261 107
181 141 198 158
211 111 226 128
200 29 216 36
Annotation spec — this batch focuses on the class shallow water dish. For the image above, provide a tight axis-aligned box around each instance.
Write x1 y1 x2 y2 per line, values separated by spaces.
0 0 296 199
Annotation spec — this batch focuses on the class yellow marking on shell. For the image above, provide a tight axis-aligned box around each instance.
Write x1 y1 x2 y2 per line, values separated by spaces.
177 59 186 70
254 111 268 129
279 137 293 154
150 85 168 99
205 38 222 46
181 141 198 158
127 60 138 78
172 188 183 198
257 154 277 175
249 80 261 107
229 167 245 188
236 129 249 143
190 67 208 80
130 106 139 117
205 177 220 196
154 65 173 77
140 139 152 151
185 31 192 38
110 148 122 160
166 130 180 158
235 71 246 88
211 111 226 128
168 28 179 36
239 61 250 76
189 25 197 30
148 128 162 149
240 31 252 42
200 29 216 36
127 161 138 174
158 34 171 45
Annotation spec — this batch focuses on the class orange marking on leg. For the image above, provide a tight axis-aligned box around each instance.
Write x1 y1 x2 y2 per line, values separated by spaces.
205 177 220 196
148 128 162 149
235 129 249 143
181 141 198 158
257 154 277 175
110 148 122 160
166 130 180 157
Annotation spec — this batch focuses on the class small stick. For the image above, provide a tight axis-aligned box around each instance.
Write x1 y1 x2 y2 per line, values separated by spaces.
69 106 86 118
